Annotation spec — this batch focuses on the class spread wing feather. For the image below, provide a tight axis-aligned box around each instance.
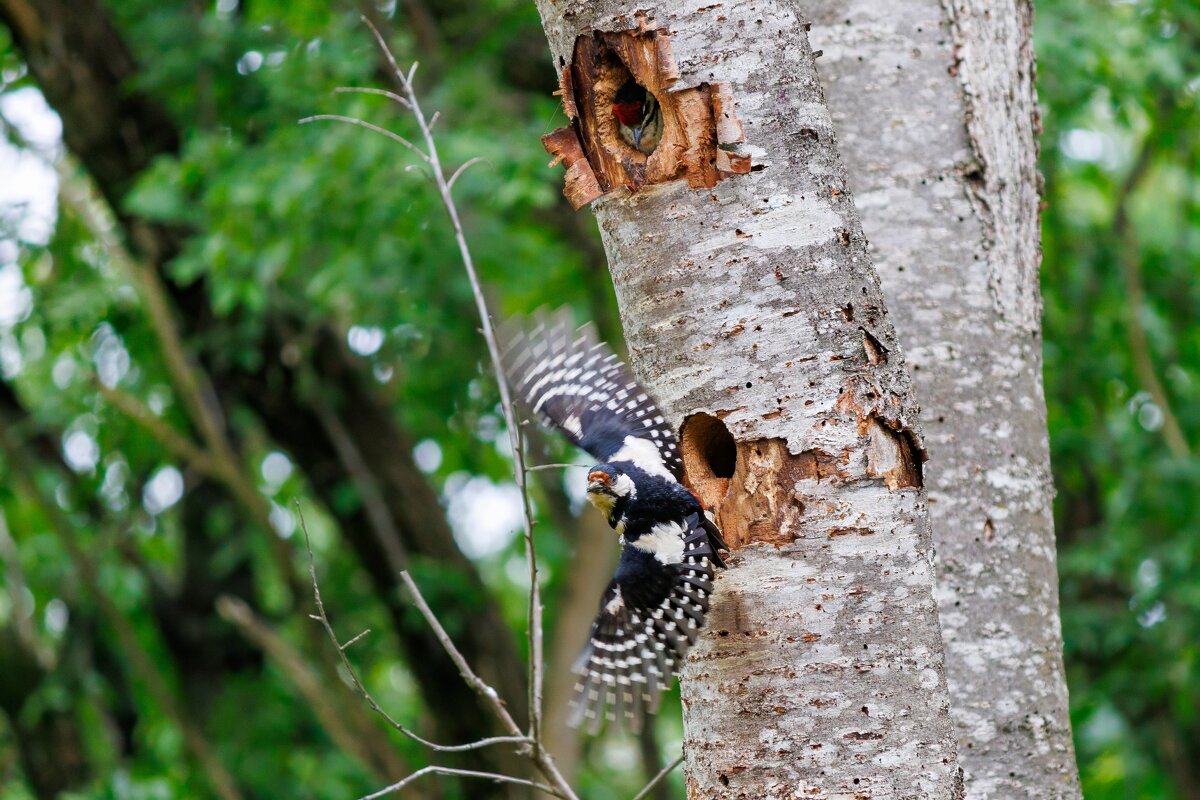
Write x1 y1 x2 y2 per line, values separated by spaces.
569 513 719 732
501 309 682 480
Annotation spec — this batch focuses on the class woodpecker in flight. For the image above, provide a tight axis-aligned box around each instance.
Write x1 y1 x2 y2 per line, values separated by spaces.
612 79 663 155
502 311 727 732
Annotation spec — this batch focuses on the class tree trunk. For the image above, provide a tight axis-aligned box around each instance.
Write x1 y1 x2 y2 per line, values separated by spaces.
534 3 962 797
807 3 1081 796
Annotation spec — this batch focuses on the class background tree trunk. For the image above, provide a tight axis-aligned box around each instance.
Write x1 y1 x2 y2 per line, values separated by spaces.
534 2 962 797
806 3 1081 796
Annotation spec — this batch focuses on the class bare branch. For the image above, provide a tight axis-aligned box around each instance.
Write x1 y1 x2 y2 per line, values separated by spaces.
362 12 549 749
397 570 523 735
334 86 411 108
299 114 429 162
340 629 372 651
296 504 532 755
526 463 591 472
360 765 563 800
314 20 581 799
447 156 486 191
630 753 684 800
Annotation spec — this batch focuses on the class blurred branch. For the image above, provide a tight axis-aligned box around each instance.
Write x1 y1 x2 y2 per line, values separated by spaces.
215 594 409 781
0 418 245 800
54 163 411 774
94 382 222 478
310 397 409 573
1112 123 1192 459
0 508 55 669
54 166 295 542
630 753 684 800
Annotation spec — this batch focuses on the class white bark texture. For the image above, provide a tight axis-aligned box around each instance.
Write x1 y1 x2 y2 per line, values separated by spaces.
534 2 962 798
807 2 1081 796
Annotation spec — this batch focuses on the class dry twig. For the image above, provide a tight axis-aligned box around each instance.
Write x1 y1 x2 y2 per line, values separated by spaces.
631 753 684 800
359 765 562 800
297 504 532 756
299 17 581 799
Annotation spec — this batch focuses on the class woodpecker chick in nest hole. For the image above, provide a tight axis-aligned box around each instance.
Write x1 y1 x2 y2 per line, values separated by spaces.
612 79 663 155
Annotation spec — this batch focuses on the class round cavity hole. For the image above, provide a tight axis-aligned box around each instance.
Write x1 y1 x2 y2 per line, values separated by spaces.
681 412 737 511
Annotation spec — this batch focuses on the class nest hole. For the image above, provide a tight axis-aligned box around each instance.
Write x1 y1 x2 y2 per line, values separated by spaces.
541 25 750 207
681 412 737 510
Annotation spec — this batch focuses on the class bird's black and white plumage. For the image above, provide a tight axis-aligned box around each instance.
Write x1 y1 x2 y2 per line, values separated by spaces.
502 310 727 732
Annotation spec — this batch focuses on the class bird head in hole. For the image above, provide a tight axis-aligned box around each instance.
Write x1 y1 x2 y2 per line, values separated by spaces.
611 79 662 154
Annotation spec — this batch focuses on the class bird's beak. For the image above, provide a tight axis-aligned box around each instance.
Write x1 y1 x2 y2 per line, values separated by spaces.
587 479 607 494
633 127 643 150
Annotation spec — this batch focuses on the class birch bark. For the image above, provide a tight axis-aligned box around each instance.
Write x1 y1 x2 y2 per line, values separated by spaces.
534 2 961 797
806 3 1081 796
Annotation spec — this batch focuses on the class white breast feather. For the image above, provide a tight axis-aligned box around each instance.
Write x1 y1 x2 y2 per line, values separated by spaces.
605 586 625 614
630 521 686 565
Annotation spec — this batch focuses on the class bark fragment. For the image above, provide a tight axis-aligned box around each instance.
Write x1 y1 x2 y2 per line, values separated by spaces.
541 25 750 208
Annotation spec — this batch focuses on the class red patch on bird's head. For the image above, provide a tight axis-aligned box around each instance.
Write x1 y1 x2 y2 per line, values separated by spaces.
612 101 643 127
588 470 612 486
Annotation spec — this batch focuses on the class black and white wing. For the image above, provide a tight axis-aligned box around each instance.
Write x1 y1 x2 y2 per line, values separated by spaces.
569 513 720 732
501 309 682 481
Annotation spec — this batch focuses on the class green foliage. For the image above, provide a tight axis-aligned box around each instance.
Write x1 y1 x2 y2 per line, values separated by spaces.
1038 0 1200 796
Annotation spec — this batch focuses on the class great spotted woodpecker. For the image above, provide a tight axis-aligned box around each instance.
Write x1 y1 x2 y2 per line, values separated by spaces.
502 311 727 732
612 79 663 155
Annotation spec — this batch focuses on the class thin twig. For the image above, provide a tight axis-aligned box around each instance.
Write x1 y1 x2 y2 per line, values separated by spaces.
340 629 372 651
359 765 563 800
334 86 411 108
630 753 684 800
299 114 429 162
360 11 553 765
447 156 487 192
297 503 531 755
397 570 523 735
526 463 591 472
309 20 582 800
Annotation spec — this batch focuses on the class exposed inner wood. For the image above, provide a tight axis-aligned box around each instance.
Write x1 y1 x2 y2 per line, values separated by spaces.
542 26 749 208
683 410 923 549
